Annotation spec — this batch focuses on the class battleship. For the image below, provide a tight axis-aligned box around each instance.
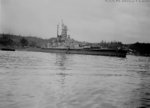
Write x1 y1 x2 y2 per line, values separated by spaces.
37 21 127 57
21 21 127 57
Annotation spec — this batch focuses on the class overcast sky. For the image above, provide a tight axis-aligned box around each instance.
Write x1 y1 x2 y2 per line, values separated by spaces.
0 0 150 43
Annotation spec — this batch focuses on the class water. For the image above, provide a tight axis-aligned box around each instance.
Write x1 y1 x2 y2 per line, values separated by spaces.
0 51 150 108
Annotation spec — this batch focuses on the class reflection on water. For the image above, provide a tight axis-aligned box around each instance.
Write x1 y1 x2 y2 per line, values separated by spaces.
0 51 150 108
55 54 68 71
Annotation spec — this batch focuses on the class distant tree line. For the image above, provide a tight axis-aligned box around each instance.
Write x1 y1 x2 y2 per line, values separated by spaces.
0 34 14 46
98 41 123 49
129 42 150 56
0 34 29 47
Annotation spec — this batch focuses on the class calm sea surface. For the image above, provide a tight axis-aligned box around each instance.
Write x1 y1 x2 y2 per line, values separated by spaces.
0 51 150 108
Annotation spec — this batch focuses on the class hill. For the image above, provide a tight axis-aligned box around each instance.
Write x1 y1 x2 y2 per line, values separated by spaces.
0 33 49 48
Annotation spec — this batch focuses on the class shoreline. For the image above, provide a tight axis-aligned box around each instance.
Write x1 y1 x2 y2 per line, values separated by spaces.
1 47 150 57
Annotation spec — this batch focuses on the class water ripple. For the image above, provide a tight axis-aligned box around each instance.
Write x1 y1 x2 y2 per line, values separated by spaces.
0 51 150 108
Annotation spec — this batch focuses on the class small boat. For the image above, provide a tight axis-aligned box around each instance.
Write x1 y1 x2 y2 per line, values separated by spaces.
1 48 15 51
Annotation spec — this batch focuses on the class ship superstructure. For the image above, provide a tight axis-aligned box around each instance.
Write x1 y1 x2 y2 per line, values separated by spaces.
46 21 79 48
57 20 69 42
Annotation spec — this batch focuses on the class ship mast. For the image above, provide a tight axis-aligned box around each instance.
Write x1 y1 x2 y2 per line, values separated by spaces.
57 24 59 37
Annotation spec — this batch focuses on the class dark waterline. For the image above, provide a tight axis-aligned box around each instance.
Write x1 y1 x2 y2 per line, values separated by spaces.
0 51 150 108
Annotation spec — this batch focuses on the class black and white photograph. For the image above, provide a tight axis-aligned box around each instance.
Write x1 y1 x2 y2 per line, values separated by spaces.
0 0 150 108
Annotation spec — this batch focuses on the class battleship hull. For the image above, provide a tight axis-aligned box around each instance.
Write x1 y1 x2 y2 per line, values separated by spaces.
36 48 127 57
